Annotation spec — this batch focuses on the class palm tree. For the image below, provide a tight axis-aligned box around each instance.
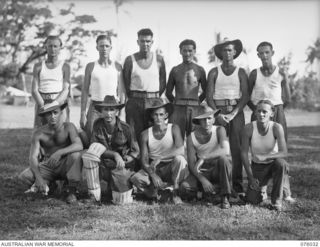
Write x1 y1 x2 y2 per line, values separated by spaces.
306 38 320 80
306 38 320 64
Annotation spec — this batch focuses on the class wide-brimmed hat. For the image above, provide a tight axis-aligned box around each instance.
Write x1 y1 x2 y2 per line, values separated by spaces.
94 95 125 112
145 98 173 121
192 103 221 125
38 101 68 116
214 38 243 60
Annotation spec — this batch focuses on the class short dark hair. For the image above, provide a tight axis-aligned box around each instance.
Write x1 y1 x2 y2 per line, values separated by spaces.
256 99 275 112
96 34 112 45
179 39 196 50
257 41 273 51
137 28 153 37
44 35 63 47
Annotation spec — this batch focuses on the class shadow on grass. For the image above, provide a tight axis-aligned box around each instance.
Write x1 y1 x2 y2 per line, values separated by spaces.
0 126 319 240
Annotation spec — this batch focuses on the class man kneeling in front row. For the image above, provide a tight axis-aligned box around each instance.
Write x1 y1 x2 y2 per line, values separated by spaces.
241 99 293 211
130 98 189 204
82 96 139 204
18 101 83 204
180 103 233 209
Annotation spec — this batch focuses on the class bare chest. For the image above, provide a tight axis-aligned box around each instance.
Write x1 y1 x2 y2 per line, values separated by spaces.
41 130 70 153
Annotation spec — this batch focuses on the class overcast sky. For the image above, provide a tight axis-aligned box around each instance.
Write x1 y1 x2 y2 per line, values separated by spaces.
51 0 320 76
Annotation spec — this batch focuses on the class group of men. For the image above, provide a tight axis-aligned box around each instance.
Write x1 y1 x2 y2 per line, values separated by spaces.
18 28 295 211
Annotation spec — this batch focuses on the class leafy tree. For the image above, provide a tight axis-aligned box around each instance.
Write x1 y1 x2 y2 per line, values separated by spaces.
0 0 115 89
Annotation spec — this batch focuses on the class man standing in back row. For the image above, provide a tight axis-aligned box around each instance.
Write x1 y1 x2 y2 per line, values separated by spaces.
123 28 167 141
166 39 207 140
206 38 249 196
32 35 71 128
248 41 290 142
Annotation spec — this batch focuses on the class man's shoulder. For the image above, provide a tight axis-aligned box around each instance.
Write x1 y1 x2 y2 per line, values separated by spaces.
32 126 45 139
63 122 76 130
249 68 258 76
123 55 133 66
208 66 219 75
33 61 42 72
85 62 95 69
156 53 164 62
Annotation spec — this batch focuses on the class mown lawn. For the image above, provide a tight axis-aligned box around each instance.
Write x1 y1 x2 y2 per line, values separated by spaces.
0 126 319 240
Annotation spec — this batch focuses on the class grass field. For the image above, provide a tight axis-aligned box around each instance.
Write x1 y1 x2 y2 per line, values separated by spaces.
0 106 320 240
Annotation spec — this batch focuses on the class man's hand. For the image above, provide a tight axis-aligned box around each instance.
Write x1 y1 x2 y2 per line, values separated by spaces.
114 153 125 169
47 150 63 168
200 178 215 193
224 113 236 122
35 177 48 194
150 173 163 189
123 155 134 164
249 177 260 191
216 114 229 126
80 113 87 130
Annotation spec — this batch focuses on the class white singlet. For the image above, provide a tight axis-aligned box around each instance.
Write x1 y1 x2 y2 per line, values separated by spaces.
90 61 119 101
191 126 219 160
148 124 178 162
39 61 64 93
251 121 279 164
251 66 283 105
130 52 159 92
213 66 241 100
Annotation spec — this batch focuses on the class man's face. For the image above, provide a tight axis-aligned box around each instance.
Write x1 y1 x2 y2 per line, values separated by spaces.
101 107 118 123
137 35 153 53
257 45 274 64
255 103 274 123
180 44 195 63
96 38 112 58
199 115 214 131
44 108 62 126
221 44 236 61
45 39 61 58
151 107 168 125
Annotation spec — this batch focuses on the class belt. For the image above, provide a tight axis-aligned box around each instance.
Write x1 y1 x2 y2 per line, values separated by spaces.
214 99 239 106
39 92 60 100
129 91 159 99
174 98 199 106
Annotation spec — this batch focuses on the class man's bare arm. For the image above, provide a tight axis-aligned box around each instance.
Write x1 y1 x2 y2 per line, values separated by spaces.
54 63 70 104
247 69 257 112
240 124 258 187
122 56 132 96
225 68 249 121
186 135 212 191
158 55 167 96
165 68 176 103
128 124 140 159
206 68 218 110
115 62 127 104
31 63 44 106
80 62 94 129
198 66 207 103
280 70 291 108
29 131 43 179
140 130 152 175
